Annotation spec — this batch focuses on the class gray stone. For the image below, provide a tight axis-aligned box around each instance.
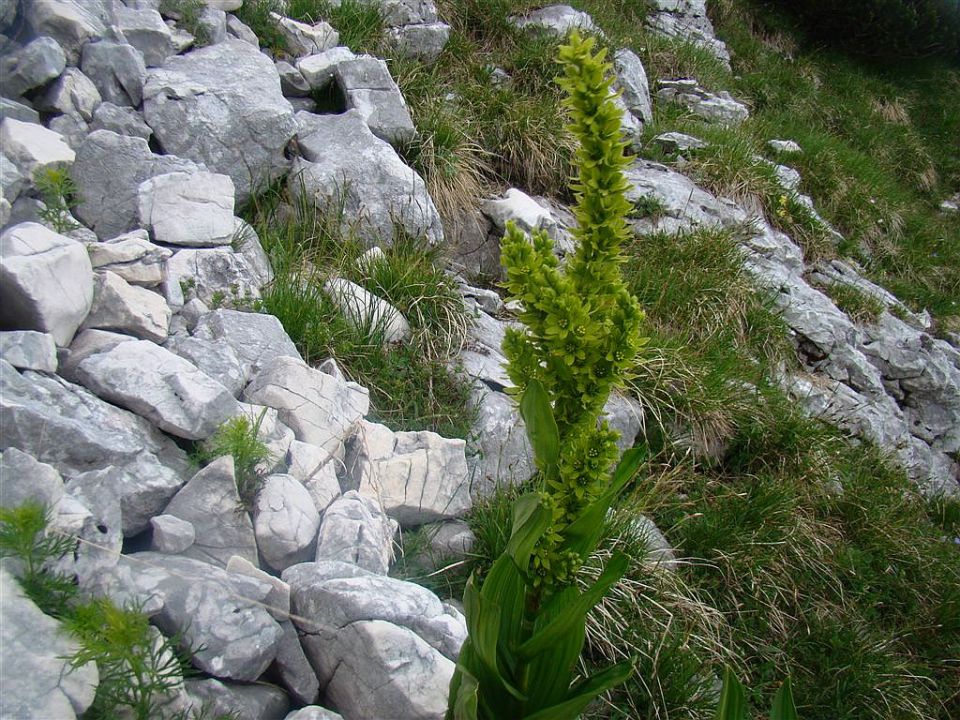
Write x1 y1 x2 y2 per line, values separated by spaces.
0 152 24 206
53 472 124 585
82 270 171 342
0 119 75 177
87 229 171 286
630 514 677 569
0 330 57 372
80 40 148 108
614 48 652 125
227 554 291 621
197 6 228 44
184 678 289 720
22 0 110 64
143 39 297 200
482 188 560 240
245 355 370 457
74 339 240 439
286 707 344 720
297 46 355 88
768 138 802 154
150 514 196 553
333 55 416 145
165 334 246 397
255 474 323 572
314 490 396 574
0 36 66 97
421 519 475 560
324 277 411 343
510 4 599 36
226 14 260 46
36 67 102 122
192 309 301 387
271 12 339 56
657 78 749 124
137 171 236 247
46 112 89 151
286 440 342 513
385 22 450 62
347 419 471 526
72 129 202 239
647 0 730 67
277 60 311 97
116 5 176 66
0 0 16 33
95 552 283 681
0 565 99 718
0 359 191 533
285 563 466 663
275 619 320 705
292 110 442 247
466 383 535 498
603 391 645 454
162 245 267 310
178 297 210 330
653 131 706 154
0 97 40 124
89 101 153 140
163 456 259 567
0 446 64 510
1 222 93 346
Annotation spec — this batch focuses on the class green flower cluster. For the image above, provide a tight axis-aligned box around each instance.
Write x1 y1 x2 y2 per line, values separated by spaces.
500 32 647 588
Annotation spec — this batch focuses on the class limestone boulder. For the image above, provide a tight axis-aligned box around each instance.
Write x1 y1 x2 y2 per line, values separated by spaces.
0 119 75 177
254 473 323 572
137 171 237 247
89 101 152 140
0 222 93 346
510 4 599 36
150 514 196 554
324 278 411 343
184 679 289 720
115 5 176 67
22 0 111 64
614 48 652 125
143 39 297 200
291 110 442 246
334 55 416 145
0 330 57 372
82 271 171 342
36 68 102 122
86 229 171 287
314 491 396 574
0 36 66 97
80 40 148 108
385 22 450 61
73 339 239 439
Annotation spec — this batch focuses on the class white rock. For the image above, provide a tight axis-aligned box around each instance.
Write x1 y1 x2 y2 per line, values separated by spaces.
82 271 171 342
297 46 356 88
73 339 240 439
22 0 109 64
385 22 450 61
0 330 58 372
286 440 342 513
510 4 599 36
245 356 369 457
255 474 323 572
324 277 411 343
227 555 291 622
348 420 472 526
36 67 102 122
0 446 65 511
87 229 172 286
614 48 652 125
150 514 196 553
271 12 339 57
80 39 147 108
162 246 266 310
768 139 802 154
0 222 93 346
0 36 66 96
314 490 396 574
0 119 75 177
138 171 237 247
482 188 559 239
115 5 176 67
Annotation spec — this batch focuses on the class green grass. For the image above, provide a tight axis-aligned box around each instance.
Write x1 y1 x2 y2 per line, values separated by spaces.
817 281 885 324
241 185 475 439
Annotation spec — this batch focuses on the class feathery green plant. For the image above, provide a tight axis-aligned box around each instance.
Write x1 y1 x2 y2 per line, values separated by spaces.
446 31 647 720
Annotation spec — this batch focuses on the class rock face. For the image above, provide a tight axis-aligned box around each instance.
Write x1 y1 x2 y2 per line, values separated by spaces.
254 474 323 572
1 222 93 346
82 271 171 342
291 110 443 247
143 39 297 200
74 339 240 439
334 55 416 145
648 0 731 67
347 420 472 526
314 491 397 574
323 278 411 344
0 566 99 718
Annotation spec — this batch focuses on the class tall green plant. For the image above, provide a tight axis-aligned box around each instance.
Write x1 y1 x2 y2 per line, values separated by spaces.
447 32 648 719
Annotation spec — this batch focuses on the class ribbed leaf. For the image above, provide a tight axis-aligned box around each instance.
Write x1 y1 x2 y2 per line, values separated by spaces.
523 661 634 720
472 559 528 704
505 493 552 569
714 667 748 720
521 586 585 710
516 553 629 660
448 663 478 720
771 676 799 720
519 379 559 476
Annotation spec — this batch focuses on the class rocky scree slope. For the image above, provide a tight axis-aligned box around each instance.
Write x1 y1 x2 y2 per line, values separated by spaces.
0 1 957 719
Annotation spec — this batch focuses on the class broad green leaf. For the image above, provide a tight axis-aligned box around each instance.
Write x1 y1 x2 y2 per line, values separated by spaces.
523 661 634 720
522 586 586 710
519 379 560 476
516 553 628 660
450 667 479 720
471 561 528 703
771 676 799 720
714 667 747 720
505 493 552 569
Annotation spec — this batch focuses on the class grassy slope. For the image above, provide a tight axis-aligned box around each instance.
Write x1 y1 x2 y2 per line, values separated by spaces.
234 1 960 717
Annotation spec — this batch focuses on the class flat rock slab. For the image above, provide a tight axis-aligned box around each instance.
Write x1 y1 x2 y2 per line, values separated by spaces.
94 552 283 682
0 118 75 177
82 270 171 342
0 329 58 372
137 171 237 247
143 39 297 200
74 338 239 439
0 359 190 534
1 222 93 347
291 110 442 247
0 566 99 718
